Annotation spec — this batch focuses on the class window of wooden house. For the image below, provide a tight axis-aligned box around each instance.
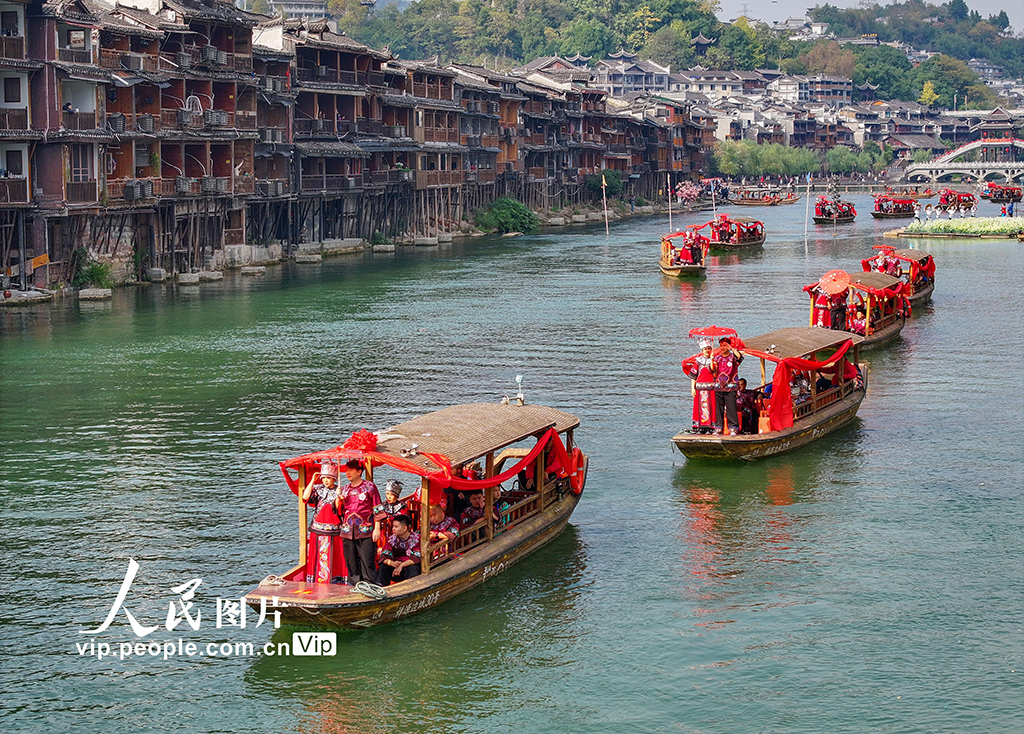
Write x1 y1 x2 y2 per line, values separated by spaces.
6 149 22 175
70 144 93 182
3 77 18 103
1 11 18 36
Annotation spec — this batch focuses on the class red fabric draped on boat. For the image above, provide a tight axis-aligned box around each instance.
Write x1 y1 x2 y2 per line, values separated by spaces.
279 427 584 499
742 339 854 432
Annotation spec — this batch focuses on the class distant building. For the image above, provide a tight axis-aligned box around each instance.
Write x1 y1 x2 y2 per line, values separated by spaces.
267 0 328 22
967 58 1004 82
591 51 670 96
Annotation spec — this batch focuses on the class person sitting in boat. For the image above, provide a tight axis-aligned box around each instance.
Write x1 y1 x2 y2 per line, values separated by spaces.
848 308 866 336
685 339 718 434
460 490 501 528
339 459 382 585
816 373 834 394
735 378 760 435
428 503 459 558
302 461 345 584
792 372 812 406
377 514 422 586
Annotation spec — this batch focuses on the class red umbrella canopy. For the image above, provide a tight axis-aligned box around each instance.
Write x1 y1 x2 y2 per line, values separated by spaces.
688 325 738 340
819 269 850 295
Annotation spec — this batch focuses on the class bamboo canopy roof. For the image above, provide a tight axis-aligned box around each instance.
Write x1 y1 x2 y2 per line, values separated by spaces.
850 271 901 289
893 248 930 262
742 327 863 360
372 403 580 468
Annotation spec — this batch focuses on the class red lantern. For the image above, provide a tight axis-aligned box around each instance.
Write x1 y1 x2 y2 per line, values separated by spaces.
3 290 11 299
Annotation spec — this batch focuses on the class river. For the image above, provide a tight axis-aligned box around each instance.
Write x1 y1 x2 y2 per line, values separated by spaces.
2 193 1022 733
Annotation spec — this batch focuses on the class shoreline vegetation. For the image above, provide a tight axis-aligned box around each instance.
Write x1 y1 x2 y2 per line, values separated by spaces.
894 217 1024 238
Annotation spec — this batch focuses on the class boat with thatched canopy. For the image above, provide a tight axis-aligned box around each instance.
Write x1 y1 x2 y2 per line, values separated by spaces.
862 246 935 306
804 269 909 350
659 230 709 277
245 402 588 628
672 327 866 461
687 214 765 250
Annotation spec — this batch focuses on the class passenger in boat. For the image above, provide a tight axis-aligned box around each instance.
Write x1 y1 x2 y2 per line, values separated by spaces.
735 378 760 434
339 459 382 585
685 339 717 434
849 308 866 335
428 504 459 558
713 337 743 436
792 372 811 406
816 373 834 393
302 461 345 585
373 479 407 562
460 490 501 528
377 514 422 585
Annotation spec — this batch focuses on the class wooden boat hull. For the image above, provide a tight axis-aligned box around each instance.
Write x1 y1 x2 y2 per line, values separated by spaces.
244 470 586 628
709 235 765 250
857 314 905 350
871 211 915 219
909 280 934 306
776 196 801 205
902 193 934 200
672 382 866 461
660 263 706 277
731 199 778 206
987 196 1023 204
813 216 856 224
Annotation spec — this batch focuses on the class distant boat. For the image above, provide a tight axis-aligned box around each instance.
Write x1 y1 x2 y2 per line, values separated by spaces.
813 196 856 224
871 196 916 219
863 246 935 306
659 230 709 277
688 213 766 249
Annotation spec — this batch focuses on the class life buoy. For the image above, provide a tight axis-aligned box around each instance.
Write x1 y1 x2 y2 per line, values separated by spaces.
568 447 585 494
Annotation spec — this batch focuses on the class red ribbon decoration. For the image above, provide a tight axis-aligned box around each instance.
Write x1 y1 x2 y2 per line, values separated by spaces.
279 427 584 499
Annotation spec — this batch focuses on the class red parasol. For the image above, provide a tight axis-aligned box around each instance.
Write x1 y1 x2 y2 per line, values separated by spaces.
688 325 738 340
818 269 850 295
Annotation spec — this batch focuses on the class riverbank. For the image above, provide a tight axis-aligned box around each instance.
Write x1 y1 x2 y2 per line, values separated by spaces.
885 216 1024 239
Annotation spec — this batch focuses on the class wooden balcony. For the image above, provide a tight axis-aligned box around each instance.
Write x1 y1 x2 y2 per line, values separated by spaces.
422 128 459 143
63 111 97 131
0 108 28 131
413 170 464 189
294 118 337 136
99 49 158 72
0 177 28 203
527 166 546 178
235 111 257 130
66 180 98 203
481 134 499 148
58 47 92 64
255 179 290 196
411 82 449 100
0 36 25 60
234 177 255 195
300 174 361 192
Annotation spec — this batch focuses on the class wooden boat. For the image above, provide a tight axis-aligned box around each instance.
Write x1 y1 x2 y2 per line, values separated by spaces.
813 196 856 224
871 196 916 219
980 183 1022 203
729 189 781 206
890 188 934 200
776 193 801 205
689 213 765 250
937 189 976 211
862 246 935 306
659 230 709 277
805 270 908 350
672 327 866 461
244 402 589 628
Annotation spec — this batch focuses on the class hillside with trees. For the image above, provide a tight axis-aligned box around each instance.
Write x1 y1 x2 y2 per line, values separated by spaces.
325 0 1014 110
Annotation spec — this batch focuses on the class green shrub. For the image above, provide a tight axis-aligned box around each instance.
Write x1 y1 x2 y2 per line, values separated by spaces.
474 197 538 233
368 231 390 247
585 169 623 197
78 260 115 289
635 196 647 206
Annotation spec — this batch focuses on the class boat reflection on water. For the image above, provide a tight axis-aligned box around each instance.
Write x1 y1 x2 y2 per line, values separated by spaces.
671 445 865 626
661 273 706 311
242 526 589 729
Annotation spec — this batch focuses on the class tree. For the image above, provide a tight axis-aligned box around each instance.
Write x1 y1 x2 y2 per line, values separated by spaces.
947 0 968 23
989 10 1010 31
641 21 693 69
626 6 661 51
912 149 933 163
919 80 939 106
718 17 765 70
557 18 615 58
801 40 855 78
252 0 270 15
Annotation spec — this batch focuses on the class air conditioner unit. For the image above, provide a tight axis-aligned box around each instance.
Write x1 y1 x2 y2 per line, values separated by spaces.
176 51 192 69
107 112 126 132
341 177 357 190
138 179 154 198
176 108 193 126
136 114 155 133
200 176 218 193
203 109 224 127
315 65 329 78
123 181 140 200
216 177 229 193
121 54 144 71
216 50 228 66
175 176 191 194
200 45 219 63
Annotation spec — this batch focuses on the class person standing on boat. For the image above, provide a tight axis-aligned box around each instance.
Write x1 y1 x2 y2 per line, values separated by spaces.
302 462 344 584
685 340 717 434
713 337 743 436
377 514 422 585
339 459 382 585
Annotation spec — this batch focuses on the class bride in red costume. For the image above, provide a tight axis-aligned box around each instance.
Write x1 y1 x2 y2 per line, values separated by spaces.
684 339 718 433
301 461 345 584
